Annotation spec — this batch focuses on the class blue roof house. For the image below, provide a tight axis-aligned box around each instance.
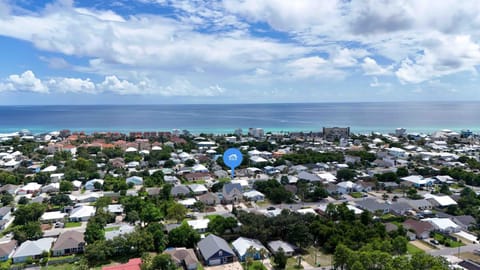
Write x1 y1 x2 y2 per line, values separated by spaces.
197 234 236 266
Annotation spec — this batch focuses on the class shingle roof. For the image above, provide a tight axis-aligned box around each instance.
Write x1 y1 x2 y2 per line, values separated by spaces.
13 238 55 259
223 183 242 195
164 248 198 266
0 240 16 257
198 234 234 260
52 231 84 251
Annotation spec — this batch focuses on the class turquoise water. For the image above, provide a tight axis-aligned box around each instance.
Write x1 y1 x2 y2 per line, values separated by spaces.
0 102 479 135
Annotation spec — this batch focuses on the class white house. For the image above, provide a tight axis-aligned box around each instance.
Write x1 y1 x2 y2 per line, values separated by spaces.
187 219 210 233
12 238 56 263
243 190 265 202
17 182 42 195
69 205 95 222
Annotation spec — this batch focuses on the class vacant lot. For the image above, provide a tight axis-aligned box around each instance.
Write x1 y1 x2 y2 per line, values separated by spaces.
410 240 435 252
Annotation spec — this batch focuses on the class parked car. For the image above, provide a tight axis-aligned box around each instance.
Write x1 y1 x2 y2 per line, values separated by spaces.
430 239 439 245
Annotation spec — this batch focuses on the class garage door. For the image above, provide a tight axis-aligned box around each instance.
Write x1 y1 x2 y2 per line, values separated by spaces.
209 259 221 266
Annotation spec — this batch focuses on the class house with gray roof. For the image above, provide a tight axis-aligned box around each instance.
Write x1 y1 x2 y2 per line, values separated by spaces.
267 240 295 257
297 171 320 182
232 237 269 261
198 192 220 206
164 248 198 270
51 231 84 256
12 238 55 263
222 183 242 204
171 185 191 197
197 234 235 266
355 198 389 214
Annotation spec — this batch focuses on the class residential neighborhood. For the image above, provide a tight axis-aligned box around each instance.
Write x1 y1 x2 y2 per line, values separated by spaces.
0 127 479 269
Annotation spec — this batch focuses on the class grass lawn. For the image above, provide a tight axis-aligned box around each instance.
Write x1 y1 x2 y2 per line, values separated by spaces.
105 226 120 232
349 192 363 199
286 257 303 270
255 200 271 207
302 247 332 267
434 233 465 248
407 243 425 255
65 222 82 228
42 265 76 270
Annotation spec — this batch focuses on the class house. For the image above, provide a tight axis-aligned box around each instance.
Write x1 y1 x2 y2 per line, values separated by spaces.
400 175 434 187
198 192 220 206
232 237 269 261
192 164 209 173
50 173 65 183
197 234 236 266
105 224 135 240
0 184 18 195
422 218 460 233
268 240 295 257
0 240 16 262
398 198 432 211
106 204 124 215
297 171 321 182
178 198 197 208
126 176 143 186
165 176 181 185
0 207 12 221
51 231 85 256
171 185 191 197
102 258 142 270
17 182 42 195
389 202 412 216
40 211 67 224
243 190 265 202
187 219 210 233
402 219 434 239
188 184 208 195
41 183 60 193
12 238 56 263
336 181 360 194
222 183 243 204
85 179 104 190
424 194 457 207
69 205 96 222
184 172 212 181
164 248 199 270
355 199 389 214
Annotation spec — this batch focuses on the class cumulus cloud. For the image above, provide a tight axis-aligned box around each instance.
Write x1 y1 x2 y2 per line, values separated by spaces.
0 70 49 93
396 35 480 83
48 77 96 94
361 57 393 75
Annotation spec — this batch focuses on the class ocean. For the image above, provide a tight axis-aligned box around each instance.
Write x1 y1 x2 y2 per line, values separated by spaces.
0 102 479 135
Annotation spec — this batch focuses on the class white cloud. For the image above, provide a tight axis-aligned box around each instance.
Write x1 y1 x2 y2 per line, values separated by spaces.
48 77 96 94
0 70 49 93
396 35 480 83
361 57 392 75
285 56 345 79
369 77 391 88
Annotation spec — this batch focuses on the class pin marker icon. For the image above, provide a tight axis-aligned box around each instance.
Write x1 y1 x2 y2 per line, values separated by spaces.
223 148 243 179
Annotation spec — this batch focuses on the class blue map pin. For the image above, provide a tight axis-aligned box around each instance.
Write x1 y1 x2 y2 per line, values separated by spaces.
223 148 243 178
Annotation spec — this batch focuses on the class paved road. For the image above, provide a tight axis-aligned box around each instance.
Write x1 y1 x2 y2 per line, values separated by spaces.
428 243 480 256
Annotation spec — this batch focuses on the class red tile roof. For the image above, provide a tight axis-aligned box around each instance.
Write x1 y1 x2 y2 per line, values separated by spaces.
102 258 141 270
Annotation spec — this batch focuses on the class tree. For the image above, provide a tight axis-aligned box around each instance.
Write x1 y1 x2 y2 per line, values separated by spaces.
336 169 356 181
168 222 200 248
125 210 140 224
396 167 409 177
13 203 46 226
85 220 105 244
166 203 187 223
84 240 112 266
392 236 408 255
149 254 176 270
141 202 162 225
208 215 237 235
13 222 42 243
17 196 29 205
184 159 196 167
146 223 167 252
59 181 74 193
49 193 72 206
273 248 287 269
334 244 351 270
0 192 13 206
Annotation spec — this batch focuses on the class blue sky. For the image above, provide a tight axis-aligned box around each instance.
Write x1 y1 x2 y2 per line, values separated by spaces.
1 0 480 104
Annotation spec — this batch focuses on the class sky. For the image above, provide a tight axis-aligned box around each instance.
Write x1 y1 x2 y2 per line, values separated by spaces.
1 0 480 104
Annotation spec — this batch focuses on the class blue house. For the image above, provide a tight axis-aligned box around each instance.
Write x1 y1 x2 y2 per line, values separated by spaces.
126 176 143 186
198 234 235 266
232 237 269 261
